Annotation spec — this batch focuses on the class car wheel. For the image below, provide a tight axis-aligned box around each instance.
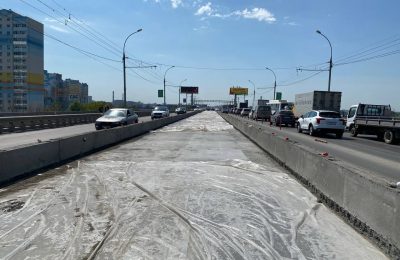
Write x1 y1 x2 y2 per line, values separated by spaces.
297 123 302 133
384 130 397 144
349 125 358 137
309 125 315 136
95 125 102 130
135 119 138 123
336 131 344 139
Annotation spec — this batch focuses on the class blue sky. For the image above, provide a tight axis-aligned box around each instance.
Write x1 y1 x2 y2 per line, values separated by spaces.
4 0 400 110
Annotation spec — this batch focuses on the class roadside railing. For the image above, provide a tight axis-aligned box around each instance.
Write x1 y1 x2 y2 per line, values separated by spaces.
0 110 153 134
0 113 101 134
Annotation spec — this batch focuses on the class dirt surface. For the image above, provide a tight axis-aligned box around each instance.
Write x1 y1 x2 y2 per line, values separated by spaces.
0 111 387 259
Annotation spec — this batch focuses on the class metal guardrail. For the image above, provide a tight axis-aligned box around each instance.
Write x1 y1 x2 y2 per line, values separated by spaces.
0 113 101 134
0 111 153 134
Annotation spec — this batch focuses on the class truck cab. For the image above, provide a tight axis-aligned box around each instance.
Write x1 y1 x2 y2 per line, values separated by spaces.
346 105 358 130
346 103 399 144
346 104 392 131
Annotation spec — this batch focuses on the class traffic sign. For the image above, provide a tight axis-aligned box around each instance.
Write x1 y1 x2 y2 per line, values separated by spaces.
276 92 282 100
158 89 163 98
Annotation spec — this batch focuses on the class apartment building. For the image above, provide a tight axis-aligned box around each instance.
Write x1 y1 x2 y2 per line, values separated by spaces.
0 9 44 112
44 69 63 109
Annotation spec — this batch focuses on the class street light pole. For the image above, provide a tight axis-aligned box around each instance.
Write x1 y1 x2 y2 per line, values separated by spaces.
316 30 333 92
163 65 175 105
123 28 142 108
265 67 277 100
179 79 187 106
248 80 256 108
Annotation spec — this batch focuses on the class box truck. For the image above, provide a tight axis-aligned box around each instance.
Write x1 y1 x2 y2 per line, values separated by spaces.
294 91 342 118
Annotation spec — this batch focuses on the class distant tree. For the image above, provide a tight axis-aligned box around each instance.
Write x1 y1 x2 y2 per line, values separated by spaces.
69 101 81 111
80 101 109 112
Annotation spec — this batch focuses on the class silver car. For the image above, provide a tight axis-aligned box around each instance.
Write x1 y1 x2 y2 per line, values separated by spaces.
151 106 170 119
297 110 345 138
95 108 139 130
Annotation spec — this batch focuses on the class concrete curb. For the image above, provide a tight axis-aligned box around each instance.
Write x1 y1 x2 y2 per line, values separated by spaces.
221 113 400 258
0 112 199 186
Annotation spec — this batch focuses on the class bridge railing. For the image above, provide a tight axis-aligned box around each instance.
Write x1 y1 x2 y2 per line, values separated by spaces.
0 113 102 134
0 110 153 134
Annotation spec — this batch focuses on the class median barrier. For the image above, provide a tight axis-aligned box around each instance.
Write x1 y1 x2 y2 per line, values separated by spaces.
0 112 199 186
221 113 400 258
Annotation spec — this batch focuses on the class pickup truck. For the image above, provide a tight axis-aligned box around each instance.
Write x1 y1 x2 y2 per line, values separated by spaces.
346 103 400 144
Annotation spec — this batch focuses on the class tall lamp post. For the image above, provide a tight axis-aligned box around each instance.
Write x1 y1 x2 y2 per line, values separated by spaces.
163 65 175 105
316 30 333 92
179 79 187 106
248 80 256 108
123 28 142 108
265 67 277 100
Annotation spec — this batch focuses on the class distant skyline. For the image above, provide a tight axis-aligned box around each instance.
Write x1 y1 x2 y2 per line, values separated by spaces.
3 0 400 110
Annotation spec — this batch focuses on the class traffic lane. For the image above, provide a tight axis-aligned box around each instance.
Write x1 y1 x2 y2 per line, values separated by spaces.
0 114 176 150
239 116 400 182
0 111 387 259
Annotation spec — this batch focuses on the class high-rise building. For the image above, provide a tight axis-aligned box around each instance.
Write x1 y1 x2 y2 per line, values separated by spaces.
44 70 63 109
0 9 44 112
63 78 89 108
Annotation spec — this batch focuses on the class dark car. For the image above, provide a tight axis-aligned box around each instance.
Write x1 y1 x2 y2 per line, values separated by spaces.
95 108 138 130
253 105 271 121
271 110 296 127
241 108 251 117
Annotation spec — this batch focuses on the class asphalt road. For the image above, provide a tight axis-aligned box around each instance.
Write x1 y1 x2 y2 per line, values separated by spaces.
0 114 174 150
0 111 386 259
232 114 400 183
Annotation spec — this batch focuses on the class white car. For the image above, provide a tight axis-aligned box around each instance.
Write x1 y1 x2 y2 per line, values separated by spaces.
297 110 345 138
151 106 170 120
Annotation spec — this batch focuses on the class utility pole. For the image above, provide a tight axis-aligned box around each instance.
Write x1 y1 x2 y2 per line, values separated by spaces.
123 28 142 108
163 65 175 105
265 67 277 100
248 80 256 108
316 30 333 91
179 79 187 106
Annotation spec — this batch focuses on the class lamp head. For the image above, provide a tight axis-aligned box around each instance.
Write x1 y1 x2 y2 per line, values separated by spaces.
316 30 321 34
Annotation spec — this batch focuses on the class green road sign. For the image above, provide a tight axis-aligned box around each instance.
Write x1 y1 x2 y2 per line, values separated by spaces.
276 92 282 100
158 89 163 98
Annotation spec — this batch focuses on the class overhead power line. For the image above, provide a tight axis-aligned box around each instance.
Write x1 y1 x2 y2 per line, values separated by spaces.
20 0 122 58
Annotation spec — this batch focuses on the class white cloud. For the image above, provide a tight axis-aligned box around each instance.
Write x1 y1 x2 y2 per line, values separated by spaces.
236 8 276 23
287 21 299 26
43 17 70 33
195 2 213 16
194 5 277 24
48 24 70 33
193 25 208 31
171 0 182 8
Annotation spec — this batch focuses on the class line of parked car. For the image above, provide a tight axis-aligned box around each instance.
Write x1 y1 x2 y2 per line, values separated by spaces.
226 106 346 138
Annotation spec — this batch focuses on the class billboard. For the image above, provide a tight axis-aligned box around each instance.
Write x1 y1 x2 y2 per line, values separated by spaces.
229 87 248 95
180 86 199 94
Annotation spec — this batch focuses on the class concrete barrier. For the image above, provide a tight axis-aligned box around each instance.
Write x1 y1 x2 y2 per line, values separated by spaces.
0 111 152 134
221 114 400 258
0 112 199 186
